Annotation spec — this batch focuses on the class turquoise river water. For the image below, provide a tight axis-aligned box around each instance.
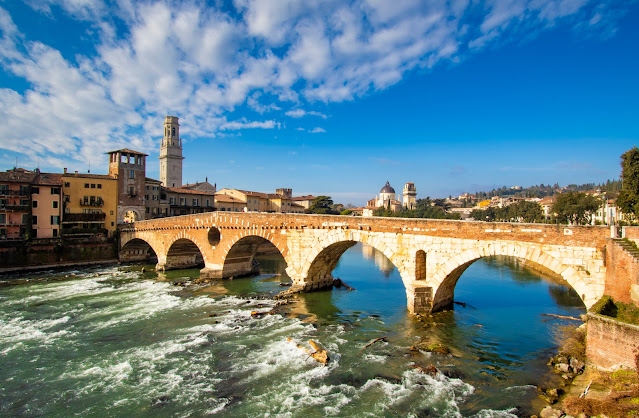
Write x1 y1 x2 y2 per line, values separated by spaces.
0 243 585 417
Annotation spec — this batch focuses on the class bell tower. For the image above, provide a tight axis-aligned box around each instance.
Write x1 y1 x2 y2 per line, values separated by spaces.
159 116 184 188
403 182 417 210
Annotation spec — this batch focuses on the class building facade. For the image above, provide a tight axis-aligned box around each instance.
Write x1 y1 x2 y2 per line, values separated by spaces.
108 149 147 223
159 116 184 188
0 169 37 239
31 172 62 238
61 172 118 237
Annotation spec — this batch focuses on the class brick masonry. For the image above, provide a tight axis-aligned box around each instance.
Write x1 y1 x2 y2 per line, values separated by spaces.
120 213 613 313
586 313 639 370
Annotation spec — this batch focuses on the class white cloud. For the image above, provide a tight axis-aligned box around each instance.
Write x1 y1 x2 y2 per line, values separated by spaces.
285 109 327 119
0 1 628 169
309 127 326 134
220 119 280 130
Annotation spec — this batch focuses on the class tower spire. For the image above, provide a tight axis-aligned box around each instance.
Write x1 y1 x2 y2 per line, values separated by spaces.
159 116 184 188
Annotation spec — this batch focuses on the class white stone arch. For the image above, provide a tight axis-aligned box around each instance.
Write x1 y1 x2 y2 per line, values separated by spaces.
219 230 289 278
297 229 411 289
120 206 143 223
221 229 288 262
165 230 209 266
119 235 160 261
430 241 601 310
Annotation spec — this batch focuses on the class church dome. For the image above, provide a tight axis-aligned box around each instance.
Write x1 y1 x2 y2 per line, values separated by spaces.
380 181 395 194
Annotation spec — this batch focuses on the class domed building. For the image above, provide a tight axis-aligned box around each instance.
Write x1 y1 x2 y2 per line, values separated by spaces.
362 180 416 216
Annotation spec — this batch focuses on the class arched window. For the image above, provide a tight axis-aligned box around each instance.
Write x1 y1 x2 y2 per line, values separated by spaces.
172 127 175 137
416 250 426 280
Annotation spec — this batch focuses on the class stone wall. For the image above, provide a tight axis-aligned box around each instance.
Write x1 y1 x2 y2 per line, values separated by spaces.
624 226 639 243
586 313 639 370
604 239 639 304
0 238 117 268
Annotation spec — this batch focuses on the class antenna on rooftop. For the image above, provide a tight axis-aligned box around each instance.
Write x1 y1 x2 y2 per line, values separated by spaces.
88 160 91 174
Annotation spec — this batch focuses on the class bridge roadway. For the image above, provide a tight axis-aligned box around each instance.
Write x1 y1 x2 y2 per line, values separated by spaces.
119 212 611 313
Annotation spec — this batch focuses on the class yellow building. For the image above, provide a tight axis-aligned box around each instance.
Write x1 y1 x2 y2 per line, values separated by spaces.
61 172 118 237
216 188 295 213
214 194 246 212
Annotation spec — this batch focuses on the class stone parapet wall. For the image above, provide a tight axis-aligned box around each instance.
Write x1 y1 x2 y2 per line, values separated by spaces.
604 239 639 304
586 313 639 370
624 226 639 245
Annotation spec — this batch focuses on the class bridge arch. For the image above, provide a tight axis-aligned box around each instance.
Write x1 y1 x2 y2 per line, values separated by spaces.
297 230 411 290
430 242 601 311
164 234 207 270
220 231 288 278
119 237 159 263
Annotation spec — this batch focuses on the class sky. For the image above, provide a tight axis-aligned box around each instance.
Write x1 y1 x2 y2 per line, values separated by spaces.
0 0 637 206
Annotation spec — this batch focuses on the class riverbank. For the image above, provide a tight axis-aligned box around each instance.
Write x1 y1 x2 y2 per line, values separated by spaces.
0 259 119 276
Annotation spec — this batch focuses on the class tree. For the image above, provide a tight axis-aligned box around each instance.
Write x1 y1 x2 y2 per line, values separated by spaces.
306 196 339 215
617 147 639 218
552 192 601 225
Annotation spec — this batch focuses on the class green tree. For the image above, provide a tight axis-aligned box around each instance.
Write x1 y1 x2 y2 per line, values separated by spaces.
306 196 339 215
340 209 353 216
617 147 639 218
552 192 601 225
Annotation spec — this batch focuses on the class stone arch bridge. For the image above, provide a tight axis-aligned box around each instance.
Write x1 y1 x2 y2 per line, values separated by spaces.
119 212 613 314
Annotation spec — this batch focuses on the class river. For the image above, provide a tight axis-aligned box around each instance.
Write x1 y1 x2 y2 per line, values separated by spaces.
0 243 585 417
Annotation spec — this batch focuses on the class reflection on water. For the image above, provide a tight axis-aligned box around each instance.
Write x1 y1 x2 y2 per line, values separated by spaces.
360 244 395 277
0 244 585 417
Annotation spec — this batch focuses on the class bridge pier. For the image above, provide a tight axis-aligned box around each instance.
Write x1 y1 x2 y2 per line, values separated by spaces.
406 285 434 314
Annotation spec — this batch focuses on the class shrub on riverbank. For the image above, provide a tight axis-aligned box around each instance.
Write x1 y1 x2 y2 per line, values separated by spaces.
590 295 639 325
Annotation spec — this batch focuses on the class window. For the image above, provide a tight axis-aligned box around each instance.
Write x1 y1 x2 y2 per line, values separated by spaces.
146 207 149 214
97 184 102 189
32 215 37 225
21 214 29 224
193 199 199 206
145 195 149 200
0 214 5 224
32 229 37 238
0 185 8 194
64 195 70 203
111 222 114 226
64 182 70 187
0 228 5 238
146 185 149 190
32 187 39 194
20 185 29 195
84 183 89 188
91 184 96 189
52 229 58 237
53 201 58 209
20 199 29 206
32 200 38 208
129 187 134 196
110 211 113 215
51 187 60 194
51 216 60 225
130 170 134 179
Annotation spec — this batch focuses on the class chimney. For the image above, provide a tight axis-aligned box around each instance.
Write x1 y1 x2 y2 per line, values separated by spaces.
64 168 67 174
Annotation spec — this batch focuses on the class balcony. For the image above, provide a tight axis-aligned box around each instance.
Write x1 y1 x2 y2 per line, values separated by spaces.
63 213 106 223
79 198 104 207
0 190 30 197
0 204 30 211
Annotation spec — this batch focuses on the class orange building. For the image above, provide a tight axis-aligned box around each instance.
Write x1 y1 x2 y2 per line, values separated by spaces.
31 172 63 238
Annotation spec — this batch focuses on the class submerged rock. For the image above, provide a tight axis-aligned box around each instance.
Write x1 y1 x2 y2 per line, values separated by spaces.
539 406 563 418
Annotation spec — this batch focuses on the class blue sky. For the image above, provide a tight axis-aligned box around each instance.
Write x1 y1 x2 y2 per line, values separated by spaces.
0 0 637 206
